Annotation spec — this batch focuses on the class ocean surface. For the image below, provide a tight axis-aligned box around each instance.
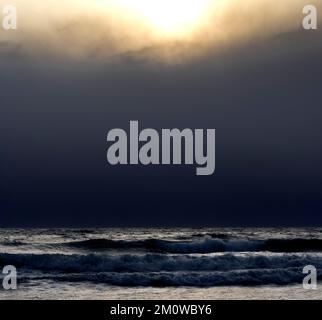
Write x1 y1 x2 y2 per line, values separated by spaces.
0 228 321 300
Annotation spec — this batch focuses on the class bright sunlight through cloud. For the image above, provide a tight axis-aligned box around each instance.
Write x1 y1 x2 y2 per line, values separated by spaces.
4 0 316 63
113 0 212 37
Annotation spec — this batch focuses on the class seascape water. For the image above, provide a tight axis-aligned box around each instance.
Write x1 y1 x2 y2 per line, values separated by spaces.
0 228 321 300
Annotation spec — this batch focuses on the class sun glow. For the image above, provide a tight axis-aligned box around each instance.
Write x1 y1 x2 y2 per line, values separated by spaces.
114 0 211 37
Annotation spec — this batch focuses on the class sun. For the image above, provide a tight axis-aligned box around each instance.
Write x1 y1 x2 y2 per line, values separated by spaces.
114 0 211 37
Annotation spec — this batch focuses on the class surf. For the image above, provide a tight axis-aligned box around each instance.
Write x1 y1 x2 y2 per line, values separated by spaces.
1 252 322 273
66 237 322 253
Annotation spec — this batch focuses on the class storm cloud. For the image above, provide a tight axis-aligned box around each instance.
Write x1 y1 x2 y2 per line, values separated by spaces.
1 0 322 227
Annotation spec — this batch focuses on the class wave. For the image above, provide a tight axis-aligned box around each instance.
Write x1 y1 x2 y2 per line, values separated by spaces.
67 237 322 253
1 252 322 273
21 268 322 287
1 240 26 246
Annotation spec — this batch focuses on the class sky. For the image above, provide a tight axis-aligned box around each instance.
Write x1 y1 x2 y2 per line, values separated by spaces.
1 0 322 227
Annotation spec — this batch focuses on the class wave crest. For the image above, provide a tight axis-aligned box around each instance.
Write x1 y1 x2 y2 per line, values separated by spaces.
1 252 322 273
68 237 322 253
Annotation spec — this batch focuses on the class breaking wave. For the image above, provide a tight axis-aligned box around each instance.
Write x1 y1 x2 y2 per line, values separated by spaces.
23 268 322 287
66 237 322 253
1 252 322 273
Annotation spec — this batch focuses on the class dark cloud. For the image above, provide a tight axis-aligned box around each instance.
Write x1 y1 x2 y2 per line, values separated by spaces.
1 27 322 227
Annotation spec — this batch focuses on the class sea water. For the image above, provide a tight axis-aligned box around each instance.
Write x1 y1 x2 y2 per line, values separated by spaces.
0 228 321 300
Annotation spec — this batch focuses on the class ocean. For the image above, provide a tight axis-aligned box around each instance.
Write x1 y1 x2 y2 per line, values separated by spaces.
0 228 321 300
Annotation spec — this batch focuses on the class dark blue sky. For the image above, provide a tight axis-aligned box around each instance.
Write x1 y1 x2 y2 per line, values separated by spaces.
1 30 322 227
